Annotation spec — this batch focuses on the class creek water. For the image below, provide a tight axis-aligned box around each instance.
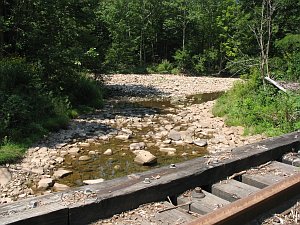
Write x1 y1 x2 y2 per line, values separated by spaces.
57 92 224 187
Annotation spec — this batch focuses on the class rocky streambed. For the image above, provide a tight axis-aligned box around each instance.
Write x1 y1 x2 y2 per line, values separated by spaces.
0 74 265 204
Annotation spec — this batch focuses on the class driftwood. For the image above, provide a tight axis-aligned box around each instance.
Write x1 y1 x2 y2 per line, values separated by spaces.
265 76 287 93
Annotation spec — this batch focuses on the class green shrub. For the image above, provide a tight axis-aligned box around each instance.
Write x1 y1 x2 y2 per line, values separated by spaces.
213 69 300 136
0 137 25 164
67 74 104 108
156 60 174 74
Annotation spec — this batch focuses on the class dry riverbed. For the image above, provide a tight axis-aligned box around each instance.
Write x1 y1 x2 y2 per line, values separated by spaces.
0 74 265 204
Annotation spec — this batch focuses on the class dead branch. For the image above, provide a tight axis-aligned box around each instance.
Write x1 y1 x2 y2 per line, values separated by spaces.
158 201 192 213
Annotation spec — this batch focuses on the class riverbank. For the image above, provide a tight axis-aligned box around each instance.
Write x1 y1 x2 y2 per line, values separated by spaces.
0 74 265 204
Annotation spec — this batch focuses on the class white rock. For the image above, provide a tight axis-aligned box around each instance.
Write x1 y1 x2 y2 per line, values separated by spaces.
103 149 113 156
115 134 132 140
38 178 54 190
134 150 157 165
168 130 181 141
129 142 145 150
168 151 176 156
68 147 80 155
79 155 91 161
55 157 64 164
53 169 73 179
193 139 208 147
31 168 44 175
79 142 90 147
83 178 105 185
159 147 177 153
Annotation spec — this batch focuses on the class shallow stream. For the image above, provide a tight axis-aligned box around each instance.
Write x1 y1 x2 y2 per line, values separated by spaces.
57 92 224 187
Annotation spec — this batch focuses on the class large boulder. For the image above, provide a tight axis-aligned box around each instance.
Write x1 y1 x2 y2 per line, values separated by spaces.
134 150 157 165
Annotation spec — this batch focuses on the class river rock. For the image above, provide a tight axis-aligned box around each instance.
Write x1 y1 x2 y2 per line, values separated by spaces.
160 147 177 153
181 131 193 144
0 168 12 187
193 139 208 147
163 139 172 144
103 149 113 156
114 165 121 170
53 169 73 179
88 151 96 155
115 134 132 140
79 142 90 147
121 128 133 135
53 183 70 192
38 178 54 190
68 147 80 155
55 157 64 164
83 178 105 185
129 142 145 150
134 150 157 165
168 130 181 141
31 167 44 175
79 155 91 161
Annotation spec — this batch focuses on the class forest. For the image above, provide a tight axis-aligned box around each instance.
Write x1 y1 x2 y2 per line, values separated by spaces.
0 0 300 162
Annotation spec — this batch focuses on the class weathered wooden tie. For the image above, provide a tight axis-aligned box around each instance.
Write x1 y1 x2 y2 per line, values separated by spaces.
212 179 260 202
177 190 230 215
0 131 299 225
186 173 300 225
242 161 298 188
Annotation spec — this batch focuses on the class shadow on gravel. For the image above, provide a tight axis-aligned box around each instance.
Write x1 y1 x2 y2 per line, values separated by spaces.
105 84 169 98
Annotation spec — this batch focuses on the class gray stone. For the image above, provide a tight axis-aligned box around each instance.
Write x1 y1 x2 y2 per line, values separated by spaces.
168 130 181 141
0 168 11 187
83 178 105 185
53 169 73 178
38 178 54 190
129 142 145 150
134 150 157 165
79 155 91 161
193 139 208 147
53 183 70 192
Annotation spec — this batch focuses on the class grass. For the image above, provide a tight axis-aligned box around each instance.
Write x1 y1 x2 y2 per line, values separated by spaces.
0 142 26 164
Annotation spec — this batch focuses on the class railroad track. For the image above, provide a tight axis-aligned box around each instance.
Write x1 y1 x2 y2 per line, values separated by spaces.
0 131 300 225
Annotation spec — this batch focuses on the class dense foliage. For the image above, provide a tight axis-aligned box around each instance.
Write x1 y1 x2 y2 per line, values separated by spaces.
213 71 300 136
0 0 300 162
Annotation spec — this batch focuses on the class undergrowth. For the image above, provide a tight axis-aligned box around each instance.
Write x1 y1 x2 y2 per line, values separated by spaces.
0 58 104 164
213 69 300 136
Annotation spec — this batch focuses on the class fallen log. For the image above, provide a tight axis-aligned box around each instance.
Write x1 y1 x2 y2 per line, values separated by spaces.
265 76 287 93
